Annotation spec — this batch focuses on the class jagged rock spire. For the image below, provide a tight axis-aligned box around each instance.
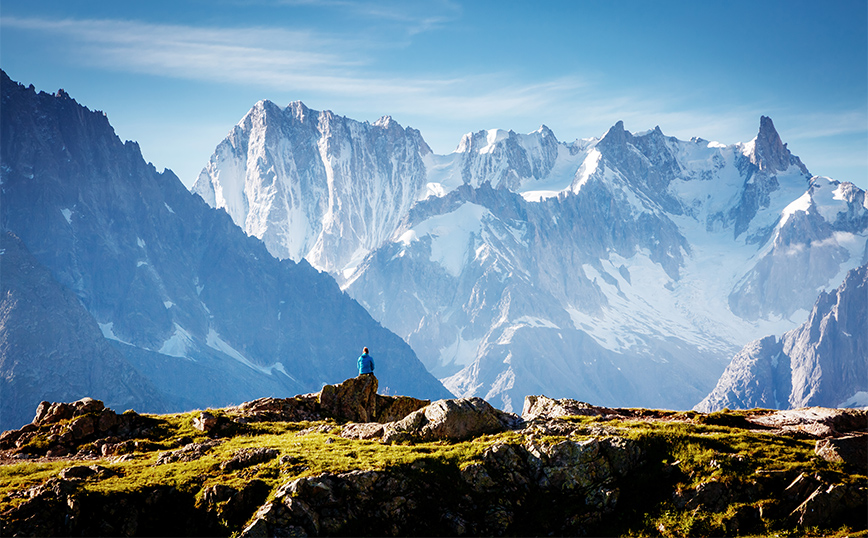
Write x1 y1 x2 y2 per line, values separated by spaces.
750 115 809 175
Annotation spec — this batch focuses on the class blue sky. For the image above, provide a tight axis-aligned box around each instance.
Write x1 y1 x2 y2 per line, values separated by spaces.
2 0 866 189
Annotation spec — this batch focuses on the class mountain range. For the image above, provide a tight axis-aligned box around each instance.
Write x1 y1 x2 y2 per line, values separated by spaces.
195 101 868 412
696 262 867 412
2 70 865 429
0 71 451 431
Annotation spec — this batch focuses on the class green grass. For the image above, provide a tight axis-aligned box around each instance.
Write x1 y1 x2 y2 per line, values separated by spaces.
63 419 497 507
2 407 864 537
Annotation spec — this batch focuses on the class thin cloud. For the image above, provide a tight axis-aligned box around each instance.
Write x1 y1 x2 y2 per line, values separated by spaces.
0 15 587 123
268 0 462 35
2 13 863 187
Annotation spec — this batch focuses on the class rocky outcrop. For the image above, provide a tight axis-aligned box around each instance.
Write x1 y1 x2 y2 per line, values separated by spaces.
522 395 612 421
229 376 430 426
1 391 866 537
784 473 867 528
340 397 520 443
337 397 521 444
744 407 868 438
319 375 380 423
3 478 222 537
241 435 644 537
814 436 868 473
0 398 153 459
229 395 322 423
383 397 519 443
0 378 432 460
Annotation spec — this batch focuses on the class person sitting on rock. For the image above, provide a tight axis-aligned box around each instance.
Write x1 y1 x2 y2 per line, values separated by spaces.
357 347 375 377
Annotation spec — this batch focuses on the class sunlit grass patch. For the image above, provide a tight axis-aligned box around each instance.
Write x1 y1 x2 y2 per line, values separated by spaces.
0 460 71 510
69 418 503 509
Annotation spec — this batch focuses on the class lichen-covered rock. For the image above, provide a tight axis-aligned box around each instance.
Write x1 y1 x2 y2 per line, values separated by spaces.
230 395 321 423
746 407 868 438
221 447 279 472
383 397 519 443
340 422 385 440
155 440 223 465
522 395 609 421
193 411 218 432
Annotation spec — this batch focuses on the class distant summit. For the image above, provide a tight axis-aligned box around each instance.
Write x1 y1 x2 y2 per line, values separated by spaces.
196 101 868 412
750 115 810 175
696 263 868 412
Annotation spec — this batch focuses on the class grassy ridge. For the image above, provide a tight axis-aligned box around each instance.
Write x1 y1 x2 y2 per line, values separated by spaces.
1 407 865 536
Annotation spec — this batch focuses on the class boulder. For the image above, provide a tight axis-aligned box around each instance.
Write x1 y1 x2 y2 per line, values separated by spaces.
58 465 113 480
383 397 520 443
317 376 430 424
340 422 386 440
155 440 223 465
69 415 96 440
59 465 98 480
97 410 119 432
33 402 73 426
375 394 430 423
193 411 218 432
522 395 608 421
230 395 321 423
221 447 280 472
815 435 868 473
790 483 867 527
319 375 379 423
746 407 868 438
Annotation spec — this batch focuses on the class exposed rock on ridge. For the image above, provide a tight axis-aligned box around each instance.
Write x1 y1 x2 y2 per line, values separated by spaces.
2 390 865 537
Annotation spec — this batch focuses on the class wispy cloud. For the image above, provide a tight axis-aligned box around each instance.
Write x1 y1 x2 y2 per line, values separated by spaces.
2 12 864 186
0 14 586 122
267 0 462 35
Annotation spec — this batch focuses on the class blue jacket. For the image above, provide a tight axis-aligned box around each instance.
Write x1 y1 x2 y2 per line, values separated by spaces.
358 352 375 375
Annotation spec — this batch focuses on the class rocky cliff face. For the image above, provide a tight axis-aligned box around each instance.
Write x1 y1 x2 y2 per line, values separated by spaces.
0 232 169 429
193 101 432 274
197 102 867 412
697 263 868 412
0 71 451 430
